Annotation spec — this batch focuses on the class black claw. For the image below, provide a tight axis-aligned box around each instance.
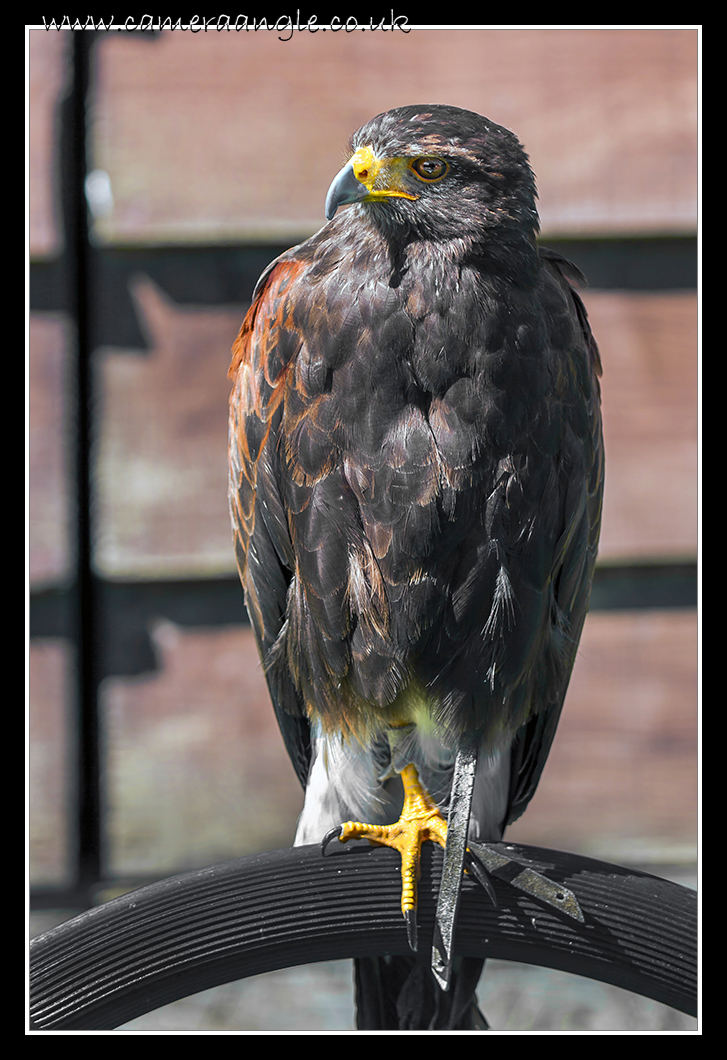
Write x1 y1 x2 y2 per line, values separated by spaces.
405 908 418 952
321 826 343 855
465 848 498 908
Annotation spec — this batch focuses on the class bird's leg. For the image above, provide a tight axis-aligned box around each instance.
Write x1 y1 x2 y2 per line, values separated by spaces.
322 762 448 952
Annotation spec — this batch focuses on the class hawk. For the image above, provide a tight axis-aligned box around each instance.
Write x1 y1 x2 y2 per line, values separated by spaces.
229 104 603 1030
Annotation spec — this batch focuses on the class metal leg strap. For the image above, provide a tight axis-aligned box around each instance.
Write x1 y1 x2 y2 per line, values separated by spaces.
431 742 478 990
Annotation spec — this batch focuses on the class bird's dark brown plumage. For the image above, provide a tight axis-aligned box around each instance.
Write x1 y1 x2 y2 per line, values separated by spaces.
229 104 603 1029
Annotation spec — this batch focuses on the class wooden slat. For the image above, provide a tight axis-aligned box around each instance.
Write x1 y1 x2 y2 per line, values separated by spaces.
588 290 698 561
80 27 697 243
82 283 697 577
508 609 697 857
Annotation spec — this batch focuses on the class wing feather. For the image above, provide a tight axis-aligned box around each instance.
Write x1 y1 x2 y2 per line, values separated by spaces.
506 249 603 822
229 252 312 786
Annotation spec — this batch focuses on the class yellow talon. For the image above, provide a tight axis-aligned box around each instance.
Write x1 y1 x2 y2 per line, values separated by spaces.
337 764 448 922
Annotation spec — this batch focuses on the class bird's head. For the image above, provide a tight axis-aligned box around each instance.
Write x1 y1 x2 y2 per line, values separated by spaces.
325 104 539 247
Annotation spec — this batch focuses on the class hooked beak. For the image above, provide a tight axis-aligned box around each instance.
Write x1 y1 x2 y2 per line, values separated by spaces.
325 161 368 220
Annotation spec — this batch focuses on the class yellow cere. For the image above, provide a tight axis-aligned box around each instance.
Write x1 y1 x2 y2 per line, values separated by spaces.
350 145 420 203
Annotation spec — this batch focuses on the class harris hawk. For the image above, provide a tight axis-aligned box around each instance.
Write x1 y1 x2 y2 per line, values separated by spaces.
228 105 603 1030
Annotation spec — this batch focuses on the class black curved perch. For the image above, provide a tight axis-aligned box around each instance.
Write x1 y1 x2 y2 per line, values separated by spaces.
30 841 697 1030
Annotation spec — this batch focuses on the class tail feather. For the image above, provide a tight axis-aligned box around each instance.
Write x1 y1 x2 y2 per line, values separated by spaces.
354 955 489 1030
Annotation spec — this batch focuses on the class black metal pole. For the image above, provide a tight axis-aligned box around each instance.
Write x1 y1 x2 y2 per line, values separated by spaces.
60 31 102 899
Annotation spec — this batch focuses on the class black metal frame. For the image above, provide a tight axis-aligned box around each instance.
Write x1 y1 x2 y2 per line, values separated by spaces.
30 842 698 1029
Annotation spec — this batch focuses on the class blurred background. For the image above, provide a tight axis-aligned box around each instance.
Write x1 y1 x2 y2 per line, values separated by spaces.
28 26 698 1031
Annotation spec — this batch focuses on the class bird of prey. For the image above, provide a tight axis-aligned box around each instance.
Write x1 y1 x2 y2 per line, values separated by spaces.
228 104 603 1030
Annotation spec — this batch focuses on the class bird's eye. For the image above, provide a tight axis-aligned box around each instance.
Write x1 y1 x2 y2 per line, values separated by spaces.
411 157 449 182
